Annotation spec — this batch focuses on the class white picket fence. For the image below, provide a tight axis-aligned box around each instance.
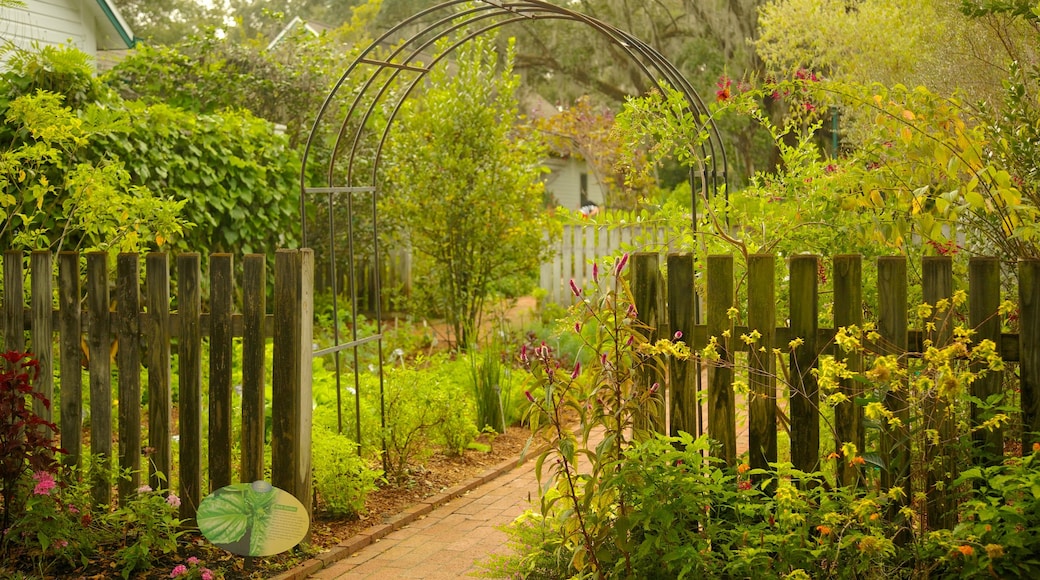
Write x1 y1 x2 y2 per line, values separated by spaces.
539 222 675 307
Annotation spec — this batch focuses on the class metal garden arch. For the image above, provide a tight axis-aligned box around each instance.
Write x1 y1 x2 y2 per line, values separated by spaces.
298 0 728 456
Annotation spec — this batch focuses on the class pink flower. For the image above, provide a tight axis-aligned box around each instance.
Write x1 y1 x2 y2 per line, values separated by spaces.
54 539 68 549
67 504 79 514
32 471 56 496
615 253 629 275
171 564 188 578
201 570 214 580
166 494 181 508
187 557 200 566
137 485 153 493
674 330 683 340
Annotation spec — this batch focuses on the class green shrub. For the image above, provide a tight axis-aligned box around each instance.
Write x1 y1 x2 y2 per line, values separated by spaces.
381 359 478 480
311 427 381 519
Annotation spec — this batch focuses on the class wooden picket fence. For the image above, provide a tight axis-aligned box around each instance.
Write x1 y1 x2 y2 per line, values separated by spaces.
540 222 674 306
630 252 1040 530
0 249 314 524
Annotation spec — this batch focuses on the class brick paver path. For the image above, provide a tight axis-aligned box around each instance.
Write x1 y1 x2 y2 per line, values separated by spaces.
309 456 540 579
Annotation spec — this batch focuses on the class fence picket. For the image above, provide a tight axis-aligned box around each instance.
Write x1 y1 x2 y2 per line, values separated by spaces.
241 255 267 483
969 257 1003 464
5 250 24 352
923 256 955 529
706 255 736 465
146 253 173 490
667 254 697 437
789 255 820 475
30 251 53 424
115 254 142 501
272 249 314 522
833 255 864 486
177 253 202 522
86 252 112 505
209 254 234 491
1021 259 1040 452
632 253 664 434
58 252 82 467
747 254 777 472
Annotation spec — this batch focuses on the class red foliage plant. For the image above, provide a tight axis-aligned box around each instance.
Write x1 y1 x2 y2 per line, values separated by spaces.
0 351 62 532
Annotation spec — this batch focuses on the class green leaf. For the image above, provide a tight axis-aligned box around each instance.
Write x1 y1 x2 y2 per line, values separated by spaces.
197 488 251 544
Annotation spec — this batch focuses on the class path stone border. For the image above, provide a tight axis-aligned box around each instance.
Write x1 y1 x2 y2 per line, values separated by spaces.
270 442 547 580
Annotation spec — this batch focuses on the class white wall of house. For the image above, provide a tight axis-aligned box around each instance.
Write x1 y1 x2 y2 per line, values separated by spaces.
542 156 606 210
1 0 132 67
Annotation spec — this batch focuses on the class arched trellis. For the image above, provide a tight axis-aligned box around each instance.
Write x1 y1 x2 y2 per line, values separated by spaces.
299 0 729 456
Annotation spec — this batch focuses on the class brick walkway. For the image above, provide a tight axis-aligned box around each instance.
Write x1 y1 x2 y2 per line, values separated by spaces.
270 448 545 580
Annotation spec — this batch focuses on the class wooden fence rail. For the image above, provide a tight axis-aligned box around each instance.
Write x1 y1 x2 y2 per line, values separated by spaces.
630 252 1040 531
1 249 313 525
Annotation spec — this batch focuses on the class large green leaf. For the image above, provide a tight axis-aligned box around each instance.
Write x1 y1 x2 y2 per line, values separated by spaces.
197 489 251 545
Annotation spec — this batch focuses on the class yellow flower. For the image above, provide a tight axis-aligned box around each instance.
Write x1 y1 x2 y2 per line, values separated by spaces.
737 463 750 475
788 337 804 350
984 544 1004 559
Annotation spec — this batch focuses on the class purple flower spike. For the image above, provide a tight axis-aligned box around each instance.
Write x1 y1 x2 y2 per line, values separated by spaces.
593 262 599 282
569 279 581 297
615 253 630 275
525 390 535 403
571 361 581 379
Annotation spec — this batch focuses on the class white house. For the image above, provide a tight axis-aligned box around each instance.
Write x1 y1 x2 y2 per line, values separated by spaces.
0 0 135 67
520 90 607 212
542 156 605 212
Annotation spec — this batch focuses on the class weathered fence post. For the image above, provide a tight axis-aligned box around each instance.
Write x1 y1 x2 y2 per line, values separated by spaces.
706 255 736 465
115 254 142 500
146 253 172 491
1021 259 1040 451
86 252 112 506
969 257 1003 463
632 252 664 435
30 251 53 423
789 255 820 475
834 255 864 486
877 256 910 538
747 254 777 472
4 250 24 352
667 254 697 437
178 253 202 521
241 255 267 483
58 252 82 467
209 254 234 491
923 256 955 529
272 249 314 518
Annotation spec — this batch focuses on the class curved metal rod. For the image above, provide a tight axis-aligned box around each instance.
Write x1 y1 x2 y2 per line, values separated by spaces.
329 3 724 191
336 4 515 185
303 0 729 219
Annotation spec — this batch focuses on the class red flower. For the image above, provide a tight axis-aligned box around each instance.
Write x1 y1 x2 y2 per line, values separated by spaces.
716 76 732 101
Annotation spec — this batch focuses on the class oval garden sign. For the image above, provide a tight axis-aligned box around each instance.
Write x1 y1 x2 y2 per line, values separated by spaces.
197 481 309 557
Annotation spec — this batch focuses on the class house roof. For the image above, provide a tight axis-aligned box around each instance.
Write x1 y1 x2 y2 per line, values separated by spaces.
89 0 136 49
266 16 333 50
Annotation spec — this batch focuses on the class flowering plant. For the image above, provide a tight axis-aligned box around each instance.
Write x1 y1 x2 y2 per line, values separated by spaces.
108 481 185 578
0 351 62 532
169 556 222 580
